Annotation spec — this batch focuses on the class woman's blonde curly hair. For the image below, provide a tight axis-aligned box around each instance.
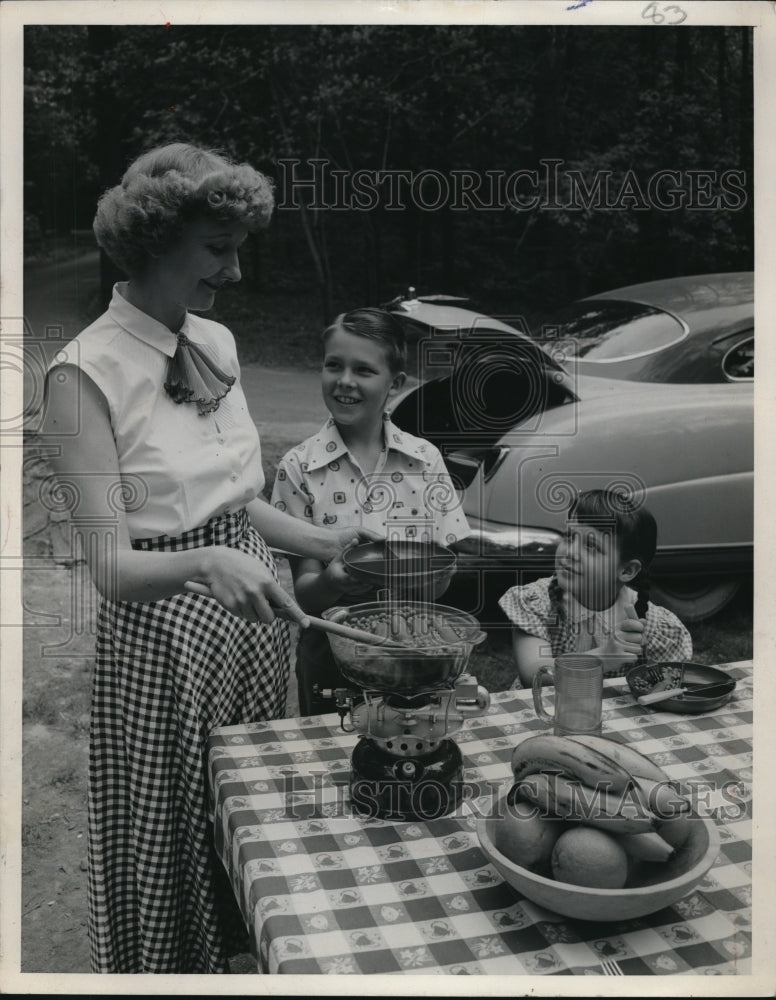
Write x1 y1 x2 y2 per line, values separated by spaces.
93 142 275 276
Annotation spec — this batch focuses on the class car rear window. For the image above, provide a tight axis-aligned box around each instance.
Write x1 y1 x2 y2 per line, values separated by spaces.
539 300 687 362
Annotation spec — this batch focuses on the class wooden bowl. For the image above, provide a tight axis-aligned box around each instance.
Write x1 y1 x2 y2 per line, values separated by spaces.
476 796 720 922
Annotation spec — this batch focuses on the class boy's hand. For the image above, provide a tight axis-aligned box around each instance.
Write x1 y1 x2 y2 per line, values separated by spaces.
336 526 382 549
318 526 382 564
324 551 374 597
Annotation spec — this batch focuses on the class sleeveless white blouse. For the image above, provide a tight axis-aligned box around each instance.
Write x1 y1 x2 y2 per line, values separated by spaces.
49 283 264 539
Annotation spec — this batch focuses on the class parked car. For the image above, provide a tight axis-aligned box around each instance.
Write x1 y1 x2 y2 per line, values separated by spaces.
388 273 754 622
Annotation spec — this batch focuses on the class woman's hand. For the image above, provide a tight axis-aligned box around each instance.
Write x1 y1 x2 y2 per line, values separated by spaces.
192 546 308 625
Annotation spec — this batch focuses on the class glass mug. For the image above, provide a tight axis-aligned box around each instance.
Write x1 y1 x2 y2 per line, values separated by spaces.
532 653 604 736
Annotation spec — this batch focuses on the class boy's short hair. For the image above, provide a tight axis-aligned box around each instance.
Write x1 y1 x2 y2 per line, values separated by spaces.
93 142 275 277
323 308 407 374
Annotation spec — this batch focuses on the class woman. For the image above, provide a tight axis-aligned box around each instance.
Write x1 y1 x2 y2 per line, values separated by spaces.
42 143 373 974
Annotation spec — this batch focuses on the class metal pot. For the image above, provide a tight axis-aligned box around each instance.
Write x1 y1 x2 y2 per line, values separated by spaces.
321 600 487 695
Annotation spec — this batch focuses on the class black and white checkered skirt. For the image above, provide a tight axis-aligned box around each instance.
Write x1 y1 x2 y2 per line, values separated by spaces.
87 508 290 973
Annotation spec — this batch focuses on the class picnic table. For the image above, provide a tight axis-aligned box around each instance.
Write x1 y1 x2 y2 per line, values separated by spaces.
207 661 752 975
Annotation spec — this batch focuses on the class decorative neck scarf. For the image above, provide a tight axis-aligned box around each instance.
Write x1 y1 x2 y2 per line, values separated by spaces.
164 332 236 415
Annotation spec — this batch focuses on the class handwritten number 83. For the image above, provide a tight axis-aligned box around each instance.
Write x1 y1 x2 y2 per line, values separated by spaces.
642 1 688 24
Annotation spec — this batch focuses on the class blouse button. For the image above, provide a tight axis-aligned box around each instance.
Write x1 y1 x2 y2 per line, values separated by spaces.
230 474 238 482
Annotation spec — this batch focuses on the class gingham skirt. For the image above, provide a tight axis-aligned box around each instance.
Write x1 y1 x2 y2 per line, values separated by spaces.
87 508 290 973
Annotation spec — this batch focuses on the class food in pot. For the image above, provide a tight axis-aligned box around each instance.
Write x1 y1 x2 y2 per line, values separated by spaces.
346 605 470 647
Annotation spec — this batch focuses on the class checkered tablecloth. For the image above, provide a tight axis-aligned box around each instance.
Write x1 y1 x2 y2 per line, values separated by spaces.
207 661 752 975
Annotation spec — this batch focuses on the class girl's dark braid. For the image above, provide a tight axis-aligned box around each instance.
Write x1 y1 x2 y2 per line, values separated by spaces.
634 565 651 620
548 573 564 607
547 573 565 649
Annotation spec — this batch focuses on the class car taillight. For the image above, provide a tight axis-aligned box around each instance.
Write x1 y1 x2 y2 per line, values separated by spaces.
444 446 510 489
482 447 509 482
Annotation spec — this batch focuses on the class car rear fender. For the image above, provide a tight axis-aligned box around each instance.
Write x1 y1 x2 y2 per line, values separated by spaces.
467 385 752 547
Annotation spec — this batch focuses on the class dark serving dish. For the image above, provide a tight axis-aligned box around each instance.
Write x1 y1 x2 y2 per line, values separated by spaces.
626 661 736 714
343 539 456 599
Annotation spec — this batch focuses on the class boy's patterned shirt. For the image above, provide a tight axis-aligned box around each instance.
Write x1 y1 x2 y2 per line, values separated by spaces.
271 414 469 544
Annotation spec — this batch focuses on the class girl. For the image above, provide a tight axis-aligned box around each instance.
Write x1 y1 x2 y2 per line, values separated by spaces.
499 488 692 688
41 143 374 973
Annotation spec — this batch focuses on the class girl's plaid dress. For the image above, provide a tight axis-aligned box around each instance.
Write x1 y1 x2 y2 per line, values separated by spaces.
499 577 692 686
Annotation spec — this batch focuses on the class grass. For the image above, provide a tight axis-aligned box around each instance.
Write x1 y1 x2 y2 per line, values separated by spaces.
259 438 295 501
684 578 754 666
24 687 91 734
22 689 60 727
21 820 50 849
50 765 81 790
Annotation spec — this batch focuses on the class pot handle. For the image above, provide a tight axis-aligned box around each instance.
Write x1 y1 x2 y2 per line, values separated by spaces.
322 607 349 624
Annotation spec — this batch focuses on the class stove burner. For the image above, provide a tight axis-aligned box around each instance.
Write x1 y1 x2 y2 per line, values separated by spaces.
383 692 434 709
350 738 464 821
344 676 489 760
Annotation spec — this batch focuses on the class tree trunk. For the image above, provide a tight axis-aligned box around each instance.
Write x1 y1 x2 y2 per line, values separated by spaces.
88 26 127 307
297 201 333 324
674 30 689 94
717 30 727 129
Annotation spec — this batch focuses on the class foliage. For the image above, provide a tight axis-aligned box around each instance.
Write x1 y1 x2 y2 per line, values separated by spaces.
24 25 753 325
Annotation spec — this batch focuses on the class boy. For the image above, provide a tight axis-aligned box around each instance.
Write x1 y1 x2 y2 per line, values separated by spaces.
271 307 469 714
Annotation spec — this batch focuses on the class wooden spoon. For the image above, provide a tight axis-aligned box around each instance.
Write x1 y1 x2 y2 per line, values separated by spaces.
184 580 406 648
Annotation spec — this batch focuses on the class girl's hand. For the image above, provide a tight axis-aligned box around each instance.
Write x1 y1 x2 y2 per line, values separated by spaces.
190 546 308 625
591 608 645 664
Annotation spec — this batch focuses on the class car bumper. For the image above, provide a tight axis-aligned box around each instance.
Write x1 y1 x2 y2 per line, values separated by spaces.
448 519 752 579
449 517 562 574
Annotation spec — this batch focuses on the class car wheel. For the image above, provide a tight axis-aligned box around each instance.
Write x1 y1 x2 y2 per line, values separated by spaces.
650 577 741 623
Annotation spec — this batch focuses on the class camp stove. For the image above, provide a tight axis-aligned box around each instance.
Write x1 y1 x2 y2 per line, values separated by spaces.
323 597 491 821
335 669 490 820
